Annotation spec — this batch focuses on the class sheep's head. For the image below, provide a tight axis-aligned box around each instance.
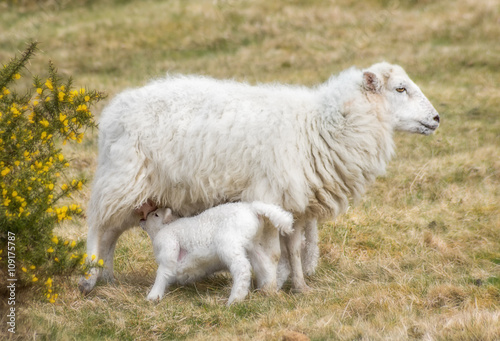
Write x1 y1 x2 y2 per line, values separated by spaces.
363 63 440 135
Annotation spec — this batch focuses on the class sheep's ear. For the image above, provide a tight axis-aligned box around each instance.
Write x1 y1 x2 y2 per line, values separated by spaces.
162 208 174 224
363 71 382 93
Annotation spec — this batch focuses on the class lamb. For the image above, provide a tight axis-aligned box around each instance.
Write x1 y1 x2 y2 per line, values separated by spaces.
79 62 440 295
140 202 294 305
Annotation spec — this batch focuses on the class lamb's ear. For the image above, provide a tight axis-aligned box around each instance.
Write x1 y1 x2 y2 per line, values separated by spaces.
363 71 382 93
162 208 174 224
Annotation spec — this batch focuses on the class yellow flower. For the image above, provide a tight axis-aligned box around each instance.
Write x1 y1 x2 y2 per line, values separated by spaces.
98 259 104 267
13 73 21 80
40 119 49 127
51 236 59 244
3 198 11 206
30 265 36 270
45 79 53 90
58 154 64 162
45 277 53 286
84 95 90 102
59 113 67 122
36 88 42 95
22 267 27 272
76 104 87 112
70 240 76 248
58 92 65 101
79 88 85 94
91 254 96 261
32 276 38 282
1 168 10 176
2 87 10 95
61 184 68 191
47 247 54 253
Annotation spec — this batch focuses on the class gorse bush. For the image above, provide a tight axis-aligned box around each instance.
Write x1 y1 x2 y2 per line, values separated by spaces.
0 42 105 303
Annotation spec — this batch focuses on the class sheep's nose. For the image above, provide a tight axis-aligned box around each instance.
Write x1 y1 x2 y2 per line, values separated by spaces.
433 114 440 123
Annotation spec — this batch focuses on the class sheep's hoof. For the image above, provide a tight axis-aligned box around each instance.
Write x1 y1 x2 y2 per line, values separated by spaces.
291 284 312 294
78 276 97 295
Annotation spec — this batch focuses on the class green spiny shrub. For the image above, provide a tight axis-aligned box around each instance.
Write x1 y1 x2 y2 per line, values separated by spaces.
0 42 105 303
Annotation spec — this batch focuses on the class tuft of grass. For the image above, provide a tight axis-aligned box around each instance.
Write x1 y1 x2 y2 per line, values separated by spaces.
1 0 499 340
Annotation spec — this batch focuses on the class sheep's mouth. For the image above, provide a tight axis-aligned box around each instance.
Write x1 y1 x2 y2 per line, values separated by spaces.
422 122 437 130
419 121 439 134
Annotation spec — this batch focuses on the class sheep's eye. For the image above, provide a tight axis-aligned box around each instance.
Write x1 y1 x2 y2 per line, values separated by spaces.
154 213 159 217
396 87 407 93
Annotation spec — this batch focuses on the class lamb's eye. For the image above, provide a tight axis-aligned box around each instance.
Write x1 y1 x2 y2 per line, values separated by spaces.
396 87 407 93
154 213 159 217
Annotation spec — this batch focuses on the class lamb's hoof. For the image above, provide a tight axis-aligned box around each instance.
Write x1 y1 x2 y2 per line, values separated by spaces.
147 293 163 302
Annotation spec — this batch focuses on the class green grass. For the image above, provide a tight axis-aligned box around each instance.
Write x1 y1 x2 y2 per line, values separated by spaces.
1 0 499 339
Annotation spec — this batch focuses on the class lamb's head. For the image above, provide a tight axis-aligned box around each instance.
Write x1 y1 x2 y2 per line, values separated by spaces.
362 62 440 135
140 207 178 238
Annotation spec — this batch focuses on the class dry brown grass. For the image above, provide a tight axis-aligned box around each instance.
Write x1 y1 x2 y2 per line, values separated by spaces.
1 0 499 339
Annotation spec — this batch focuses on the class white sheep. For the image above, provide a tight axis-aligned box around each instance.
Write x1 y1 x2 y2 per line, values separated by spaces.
79 62 440 294
140 202 294 305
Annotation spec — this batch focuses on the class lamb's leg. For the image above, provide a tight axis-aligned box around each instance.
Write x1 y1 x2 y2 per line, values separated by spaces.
248 243 278 293
250 223 280 292
302 218 319 276
78 214 135 294
147 265 174 301
284 219 310 293
221 248 252 306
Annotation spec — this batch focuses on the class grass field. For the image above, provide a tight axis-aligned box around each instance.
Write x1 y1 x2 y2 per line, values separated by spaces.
1 0 499 339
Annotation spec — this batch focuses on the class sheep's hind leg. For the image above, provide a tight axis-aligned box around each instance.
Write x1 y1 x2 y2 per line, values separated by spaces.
284 219 310 293
78 222 101 295
302 218 319 276
78 214 135 294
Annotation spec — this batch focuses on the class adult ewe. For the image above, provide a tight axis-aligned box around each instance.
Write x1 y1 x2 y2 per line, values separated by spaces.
79 62 439 294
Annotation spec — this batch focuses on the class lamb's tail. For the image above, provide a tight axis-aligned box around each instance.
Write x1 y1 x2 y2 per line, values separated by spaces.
250 201 294 236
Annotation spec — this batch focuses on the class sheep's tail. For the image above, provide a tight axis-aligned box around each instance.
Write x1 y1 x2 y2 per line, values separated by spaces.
250 201 294 236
